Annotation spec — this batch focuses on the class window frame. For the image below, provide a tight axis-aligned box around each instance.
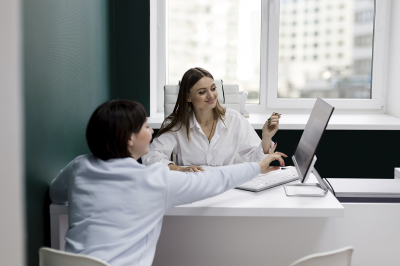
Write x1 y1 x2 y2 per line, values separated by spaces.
151 0 391 116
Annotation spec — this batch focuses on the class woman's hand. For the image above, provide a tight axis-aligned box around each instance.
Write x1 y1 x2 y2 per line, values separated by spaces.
179 165 205 172
168 164 205 172
268 142 288 159
262 112 281 140
258 143 288 174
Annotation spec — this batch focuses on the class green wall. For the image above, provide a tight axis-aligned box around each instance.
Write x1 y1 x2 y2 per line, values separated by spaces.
110 0 150 114
24 1 109 265
24 0 151 264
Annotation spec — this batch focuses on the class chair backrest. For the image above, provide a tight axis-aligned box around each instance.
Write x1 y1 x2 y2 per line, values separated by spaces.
290 246 354 266
39 247 110 266
222 83 240 112
164 79 240 118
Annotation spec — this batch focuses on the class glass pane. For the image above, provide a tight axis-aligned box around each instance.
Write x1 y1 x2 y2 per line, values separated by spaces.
277 0 375 99
168 0 261 103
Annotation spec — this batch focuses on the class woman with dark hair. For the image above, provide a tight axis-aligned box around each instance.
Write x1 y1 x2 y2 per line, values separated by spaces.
142 67 281 171
49 99 285 266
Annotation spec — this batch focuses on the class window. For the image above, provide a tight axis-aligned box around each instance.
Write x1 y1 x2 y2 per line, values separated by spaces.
276 0 377 103
355 10 374 23
272 0 388 109
354 35 373 47
152 0 390 113
166 0 261 104
354 59 372 74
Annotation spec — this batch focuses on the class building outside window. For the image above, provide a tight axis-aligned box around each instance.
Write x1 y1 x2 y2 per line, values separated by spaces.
168 0 261 103
277 0 374 99
155 0 387 112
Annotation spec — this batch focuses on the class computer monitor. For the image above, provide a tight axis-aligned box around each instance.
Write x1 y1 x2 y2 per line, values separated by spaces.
284 97 335 196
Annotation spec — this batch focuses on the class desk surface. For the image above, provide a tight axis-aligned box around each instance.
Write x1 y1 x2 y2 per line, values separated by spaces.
166 174 343 217
50 174 344 218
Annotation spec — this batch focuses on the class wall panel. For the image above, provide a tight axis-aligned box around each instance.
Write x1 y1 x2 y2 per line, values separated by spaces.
24 1 109 265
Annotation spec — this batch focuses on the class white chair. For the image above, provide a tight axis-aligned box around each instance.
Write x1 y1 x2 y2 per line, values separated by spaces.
289 246 354 266
39 247 110 266
164 79 240 118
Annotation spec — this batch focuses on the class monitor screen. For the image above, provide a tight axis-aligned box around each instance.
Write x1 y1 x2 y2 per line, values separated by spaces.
293 98 334 182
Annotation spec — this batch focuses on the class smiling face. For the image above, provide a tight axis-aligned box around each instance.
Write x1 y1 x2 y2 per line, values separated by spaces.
187 76 218 112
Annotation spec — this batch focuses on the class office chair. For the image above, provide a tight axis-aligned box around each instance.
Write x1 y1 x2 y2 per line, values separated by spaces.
289 246 354 266
39 247 110 266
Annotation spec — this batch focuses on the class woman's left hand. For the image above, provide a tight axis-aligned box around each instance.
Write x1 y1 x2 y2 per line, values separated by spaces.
262 112 281 139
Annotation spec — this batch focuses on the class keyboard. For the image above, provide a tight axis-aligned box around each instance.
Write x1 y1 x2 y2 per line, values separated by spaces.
236 167 299 192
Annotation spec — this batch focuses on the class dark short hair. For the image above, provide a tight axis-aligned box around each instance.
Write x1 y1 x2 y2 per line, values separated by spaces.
86 100 147 160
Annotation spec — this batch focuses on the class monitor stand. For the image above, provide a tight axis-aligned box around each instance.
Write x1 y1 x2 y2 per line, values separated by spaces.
284 156 329 197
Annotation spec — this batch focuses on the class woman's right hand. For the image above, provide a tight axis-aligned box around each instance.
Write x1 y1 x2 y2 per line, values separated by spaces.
168 164 205 172
179 165 205 172
258 155 284 174
258 144 287 174
178 165 204 172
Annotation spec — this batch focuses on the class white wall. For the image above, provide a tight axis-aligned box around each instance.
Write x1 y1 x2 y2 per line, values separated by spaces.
386 0 400 118
0 0 25 265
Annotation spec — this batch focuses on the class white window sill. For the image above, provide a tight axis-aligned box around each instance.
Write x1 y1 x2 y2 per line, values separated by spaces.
147 112 400 130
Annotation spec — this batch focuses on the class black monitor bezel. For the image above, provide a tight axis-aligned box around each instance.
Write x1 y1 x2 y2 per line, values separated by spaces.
293 97 335 183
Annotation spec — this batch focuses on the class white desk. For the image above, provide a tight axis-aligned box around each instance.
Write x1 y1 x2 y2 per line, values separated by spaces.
49 175 400 266
165 175 343 218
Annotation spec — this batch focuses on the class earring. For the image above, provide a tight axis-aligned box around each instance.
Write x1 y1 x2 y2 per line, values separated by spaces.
188 103 191 113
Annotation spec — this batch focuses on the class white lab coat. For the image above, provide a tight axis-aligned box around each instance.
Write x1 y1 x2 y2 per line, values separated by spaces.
142 108 273 166
49 154 260 266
